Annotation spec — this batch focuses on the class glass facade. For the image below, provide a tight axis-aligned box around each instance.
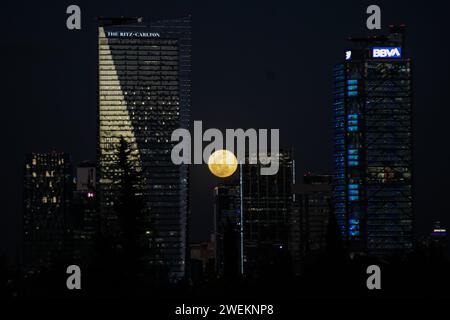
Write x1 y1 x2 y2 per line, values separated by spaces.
333 26 413 257
240 151 294 276
98 17 191 280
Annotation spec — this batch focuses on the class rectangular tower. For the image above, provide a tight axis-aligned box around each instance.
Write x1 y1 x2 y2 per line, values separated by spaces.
98 17 191 280
69 161 98 264
240 151 294 277
23 152 72 269
333 25 413 257
214 181 241 278
291 174 332 274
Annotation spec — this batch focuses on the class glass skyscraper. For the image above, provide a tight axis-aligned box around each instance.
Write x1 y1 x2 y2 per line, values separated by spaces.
240 151 294 276
98 17 191 280
333 25 413 257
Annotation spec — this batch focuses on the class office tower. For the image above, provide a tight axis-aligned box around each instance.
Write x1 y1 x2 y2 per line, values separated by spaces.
214 181 241 278
333 25 413 257
69 161 98 263
240 151 294 277
23 152 72 269
290 174 332 274
98 17 191 280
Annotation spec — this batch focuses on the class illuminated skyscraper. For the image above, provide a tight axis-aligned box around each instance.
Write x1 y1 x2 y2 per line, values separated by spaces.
333 25 413 257
23 152 72 269
97 17 191 279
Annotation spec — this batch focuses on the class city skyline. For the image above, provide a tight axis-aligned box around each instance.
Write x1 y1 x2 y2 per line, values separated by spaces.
1 0 450 265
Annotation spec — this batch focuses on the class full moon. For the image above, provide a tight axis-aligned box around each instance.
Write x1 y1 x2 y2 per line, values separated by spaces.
208 149 238 178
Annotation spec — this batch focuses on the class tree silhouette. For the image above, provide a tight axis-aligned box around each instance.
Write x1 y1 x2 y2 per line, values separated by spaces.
115 136 141 269
113 136 168 291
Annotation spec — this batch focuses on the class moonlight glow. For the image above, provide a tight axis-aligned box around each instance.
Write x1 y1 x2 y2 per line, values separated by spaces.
208 150 238 178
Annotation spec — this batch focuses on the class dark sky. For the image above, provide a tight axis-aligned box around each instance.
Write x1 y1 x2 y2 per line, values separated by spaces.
1 0 449 260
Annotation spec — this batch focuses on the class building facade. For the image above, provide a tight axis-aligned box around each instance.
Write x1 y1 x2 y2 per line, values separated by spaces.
240 151 294 277
333 25 413 257
214 181 241 278
98 17 191 279
290 174 332 274
69 161 98 264
23 152 72 269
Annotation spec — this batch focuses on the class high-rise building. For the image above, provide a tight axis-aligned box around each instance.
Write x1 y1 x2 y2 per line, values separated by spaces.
240 151 294 277
23 152 72 269
214 181 241 278
97 17 191 280
69 161 98 263
290 174 332 274
333 25 413 257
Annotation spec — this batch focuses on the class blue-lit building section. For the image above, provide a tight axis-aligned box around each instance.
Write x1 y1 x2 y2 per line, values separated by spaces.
333 25 413 257
333 65 364 246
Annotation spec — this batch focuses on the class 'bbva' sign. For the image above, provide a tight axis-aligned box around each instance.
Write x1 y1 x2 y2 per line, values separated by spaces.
372 47 402 59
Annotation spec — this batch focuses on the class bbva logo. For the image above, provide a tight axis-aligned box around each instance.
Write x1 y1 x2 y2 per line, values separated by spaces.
372 47 402 58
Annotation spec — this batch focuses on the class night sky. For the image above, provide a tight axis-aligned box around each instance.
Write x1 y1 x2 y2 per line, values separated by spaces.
1 0 449 261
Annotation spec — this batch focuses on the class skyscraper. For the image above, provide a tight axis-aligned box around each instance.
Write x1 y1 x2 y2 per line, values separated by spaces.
240 151 294 277
23 152 72 269
333 25 413 257
69 161 98 264
290 174 332 274
214 181 241 278
97 17 191 280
